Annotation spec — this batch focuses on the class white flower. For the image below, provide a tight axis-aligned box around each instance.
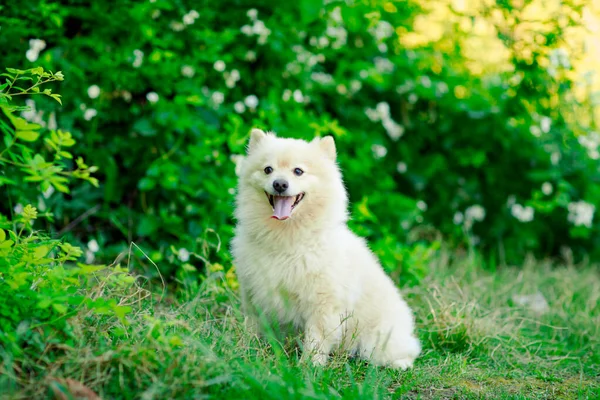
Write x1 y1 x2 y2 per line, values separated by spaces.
408 93 418 104
244 94 259 109
465 205 486 225
293 89 304 103
318 36 330 48
542 182 553 195
282 89 292 102
420 76 432 88
371 144 387 159
530 125 542 137
14 203 24 214
87 85 100 99
311 72 333 85
551 152 561 165
234 101 246 113
376 102 390 118
189 10 199 19
567 201 595 228
359 70 369 79
349 80 362 93
146 92 159 104
214 60 226 72
84 108 97 121
183 13 195 25
152 10 161 19
378 43 388 53
88 239 100 253
245 50 256 61
453 212 464 225
169 21 185 31
336 84 347 95
417 201 427 211
211 91 225 105
132 49 144 68
122 91 132 102
178 248 190 262
29 39 46 52
374 57 394 73
26 49 39 62
181 65 195 77
511 203 534 222
397 162 407 173
540 116 552 133
247 8 258 20
241 25 253 35
383 118 404 140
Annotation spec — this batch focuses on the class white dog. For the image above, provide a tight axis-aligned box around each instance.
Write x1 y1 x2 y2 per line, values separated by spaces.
231 129 421 369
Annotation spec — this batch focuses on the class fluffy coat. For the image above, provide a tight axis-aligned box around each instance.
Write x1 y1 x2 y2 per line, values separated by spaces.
231 129 421 369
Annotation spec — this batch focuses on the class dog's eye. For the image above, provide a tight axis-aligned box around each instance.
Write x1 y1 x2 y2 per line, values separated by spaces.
264 166 273 174
293 168 304 176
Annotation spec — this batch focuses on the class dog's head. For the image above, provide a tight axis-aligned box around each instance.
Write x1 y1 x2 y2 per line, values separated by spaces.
236 129 347 225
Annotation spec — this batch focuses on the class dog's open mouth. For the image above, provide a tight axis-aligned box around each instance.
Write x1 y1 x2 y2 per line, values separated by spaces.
265 192 305 220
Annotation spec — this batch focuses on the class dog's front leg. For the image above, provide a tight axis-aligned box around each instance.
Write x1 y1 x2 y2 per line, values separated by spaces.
301 313 344 366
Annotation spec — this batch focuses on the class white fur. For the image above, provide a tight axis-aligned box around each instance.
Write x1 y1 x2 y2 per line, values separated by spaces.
231 130 421 369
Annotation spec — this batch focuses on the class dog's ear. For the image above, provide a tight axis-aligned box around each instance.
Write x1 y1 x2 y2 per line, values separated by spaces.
248 128 268 153
314 136 336 161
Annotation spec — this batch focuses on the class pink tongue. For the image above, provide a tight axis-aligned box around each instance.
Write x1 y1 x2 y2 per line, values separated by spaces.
272 196 294 220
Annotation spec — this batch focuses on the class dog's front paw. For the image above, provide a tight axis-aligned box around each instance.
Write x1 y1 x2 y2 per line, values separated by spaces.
390 357 415 370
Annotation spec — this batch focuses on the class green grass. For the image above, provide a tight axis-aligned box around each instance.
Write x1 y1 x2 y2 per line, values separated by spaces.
2 253 599 399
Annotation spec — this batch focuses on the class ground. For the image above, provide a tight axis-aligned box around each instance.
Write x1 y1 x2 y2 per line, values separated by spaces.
3 252 599 399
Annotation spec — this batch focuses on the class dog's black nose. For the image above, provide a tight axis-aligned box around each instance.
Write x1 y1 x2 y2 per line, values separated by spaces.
273 179 288 194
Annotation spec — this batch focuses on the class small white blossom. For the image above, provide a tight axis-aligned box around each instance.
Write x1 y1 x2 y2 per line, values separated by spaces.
408 93 418 104
247 8 258 20
122 91 132 102
511 203 534 222
183 14 195 25
453 211 464 225
169 21 185 31
47 112 57 130
132 49 144 68
417 201 427 211
211 91 225 105
293 89 304 103
383 118 404 140
245 50 256 61
244 94 259 109
178 248 190 262
84 108 97 121
530 125 542 137
374 57 394 73
241 25 253 35
214 60 226 72
282 89 292 102
542 182 553 195
14 203 24 214
181 65 195 77
464 205 485 229
234 101 246 113
420 76 432 88
567 201 595 228
152 9 161 19
146 92 159 104
336 84 347 95
311 72 334 85
397 162 407 173
540 116 552 133
189 10 199 19
551 152 561 165
87 85 100 99
371 144 387 159
88 239 100 253
26 49 39 62
378 43 388 53
349 80 362 93
359 70 369 79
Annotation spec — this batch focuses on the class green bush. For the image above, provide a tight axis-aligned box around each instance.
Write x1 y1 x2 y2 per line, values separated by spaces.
1 1 599 283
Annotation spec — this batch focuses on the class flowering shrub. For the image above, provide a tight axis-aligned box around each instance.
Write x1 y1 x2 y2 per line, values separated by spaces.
1 0 599 281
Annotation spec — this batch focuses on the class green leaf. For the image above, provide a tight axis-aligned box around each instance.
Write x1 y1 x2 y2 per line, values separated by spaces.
16 130 40 141
0 240 14 249
0 229 5 242
50 94 62 105
52 303 68 314
6 68 25 74
34 245 50 259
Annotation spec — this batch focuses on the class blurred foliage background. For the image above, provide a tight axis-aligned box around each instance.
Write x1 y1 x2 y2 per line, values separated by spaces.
2 0 600 284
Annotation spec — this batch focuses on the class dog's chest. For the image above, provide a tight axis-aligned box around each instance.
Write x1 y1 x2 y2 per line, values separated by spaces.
242 243 332 322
